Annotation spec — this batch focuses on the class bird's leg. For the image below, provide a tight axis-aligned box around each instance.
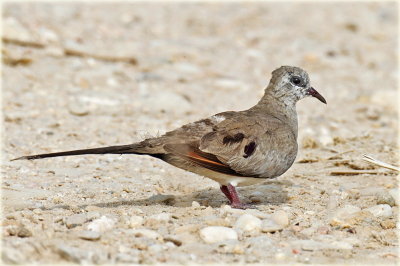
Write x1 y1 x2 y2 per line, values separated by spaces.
220 185 233 203
226 184 253 209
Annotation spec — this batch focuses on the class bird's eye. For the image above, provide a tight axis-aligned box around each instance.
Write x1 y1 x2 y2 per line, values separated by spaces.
290 76 302 86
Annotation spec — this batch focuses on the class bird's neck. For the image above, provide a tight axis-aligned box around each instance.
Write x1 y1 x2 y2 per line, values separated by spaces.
251 92 299 138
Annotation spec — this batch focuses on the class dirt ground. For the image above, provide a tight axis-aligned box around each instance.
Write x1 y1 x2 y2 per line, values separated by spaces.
2 2 399 264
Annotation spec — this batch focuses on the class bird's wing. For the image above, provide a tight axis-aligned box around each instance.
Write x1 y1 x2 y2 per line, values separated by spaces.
163 113 297 177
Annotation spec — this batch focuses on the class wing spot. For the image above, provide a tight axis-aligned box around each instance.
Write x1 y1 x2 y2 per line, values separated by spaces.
223 133 245 145
243 141 256 158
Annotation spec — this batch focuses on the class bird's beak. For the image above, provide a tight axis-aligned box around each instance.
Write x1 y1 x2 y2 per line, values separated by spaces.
308 87 327 104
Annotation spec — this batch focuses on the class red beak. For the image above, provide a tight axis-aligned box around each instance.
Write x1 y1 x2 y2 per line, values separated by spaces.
308 87 327 104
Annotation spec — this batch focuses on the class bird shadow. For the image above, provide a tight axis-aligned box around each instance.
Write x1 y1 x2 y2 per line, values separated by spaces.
42 180 290 211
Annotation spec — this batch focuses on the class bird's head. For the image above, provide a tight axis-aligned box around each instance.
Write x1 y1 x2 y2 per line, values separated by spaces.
267 66 326 105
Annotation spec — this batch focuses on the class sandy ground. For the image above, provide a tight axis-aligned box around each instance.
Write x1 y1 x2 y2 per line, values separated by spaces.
2 2 399 264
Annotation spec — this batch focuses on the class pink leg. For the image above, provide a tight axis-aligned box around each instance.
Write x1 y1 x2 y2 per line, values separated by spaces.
220 184 254 209
220 185 233 203
227 184 246 209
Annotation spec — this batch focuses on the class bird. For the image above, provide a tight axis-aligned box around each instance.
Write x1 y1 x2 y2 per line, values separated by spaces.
12 66 326 209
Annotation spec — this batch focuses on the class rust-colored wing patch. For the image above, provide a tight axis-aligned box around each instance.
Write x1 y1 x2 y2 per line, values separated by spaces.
164 143 240 176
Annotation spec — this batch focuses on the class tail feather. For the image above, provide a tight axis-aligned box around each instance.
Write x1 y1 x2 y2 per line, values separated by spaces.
11 144 142 161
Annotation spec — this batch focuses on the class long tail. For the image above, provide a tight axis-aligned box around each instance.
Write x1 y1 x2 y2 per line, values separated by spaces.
11 144 147 161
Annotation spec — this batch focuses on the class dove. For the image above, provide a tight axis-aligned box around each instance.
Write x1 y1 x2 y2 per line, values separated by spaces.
12 66 326 209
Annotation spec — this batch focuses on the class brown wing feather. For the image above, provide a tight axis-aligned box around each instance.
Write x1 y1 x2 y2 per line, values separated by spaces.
164 143 240 176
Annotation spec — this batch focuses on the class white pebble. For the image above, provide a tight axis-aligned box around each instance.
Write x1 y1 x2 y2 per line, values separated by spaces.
78 230 101 241
365 204 393 218
192 201 201 208
329 205 361 226
234 214 262 232
87 216 116 232
131 229 162 240
127 216 144 229
149 213 171 223
261 219 284 233
271 210 289 227
199 226 238 244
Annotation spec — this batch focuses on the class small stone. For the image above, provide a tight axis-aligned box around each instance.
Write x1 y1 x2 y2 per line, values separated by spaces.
380 220 396 229
56 245 85 263
216 239 244 254
127 216 144 229
5 225 19 236
78 230 101 241
365 204 393 218
249 191 263 203
388 188 399 206
164 236 182 246
329 205 361 227
234 214 262 232
261 219 284 233
191 201 201 208
131 229 162 240
65 213 88 229
199 226 238 244
17 226 32 238
87 216 116 232
292 239 353 251
149 213 171 223
271 210 289 227
376 191 396 207
68 102 90 116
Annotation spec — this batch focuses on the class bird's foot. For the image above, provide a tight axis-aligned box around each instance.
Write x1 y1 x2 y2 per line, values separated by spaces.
221 184 256 209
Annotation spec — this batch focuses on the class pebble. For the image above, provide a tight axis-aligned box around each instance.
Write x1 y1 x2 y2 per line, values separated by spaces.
216 239 244 254
65 213 88 229
191 201 201 208
261 219 284 233
380 220 396 229
329 205 361 227
67 102 90 116
291 239 353 251
271 210 289 227
131 229 162 240
127 216 144 229
376 191 396 207
17 226 32 238
149 213 171 223
56 245 87 263
234 214 262 232
78 230 101 241
199 226 238 244
87 216 116 232
388 188 399 206
365 204 392 218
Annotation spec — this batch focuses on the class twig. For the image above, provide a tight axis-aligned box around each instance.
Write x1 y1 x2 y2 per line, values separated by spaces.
330 170 383 176
362 154 400 172
2 37 45 48
64 48 138 65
